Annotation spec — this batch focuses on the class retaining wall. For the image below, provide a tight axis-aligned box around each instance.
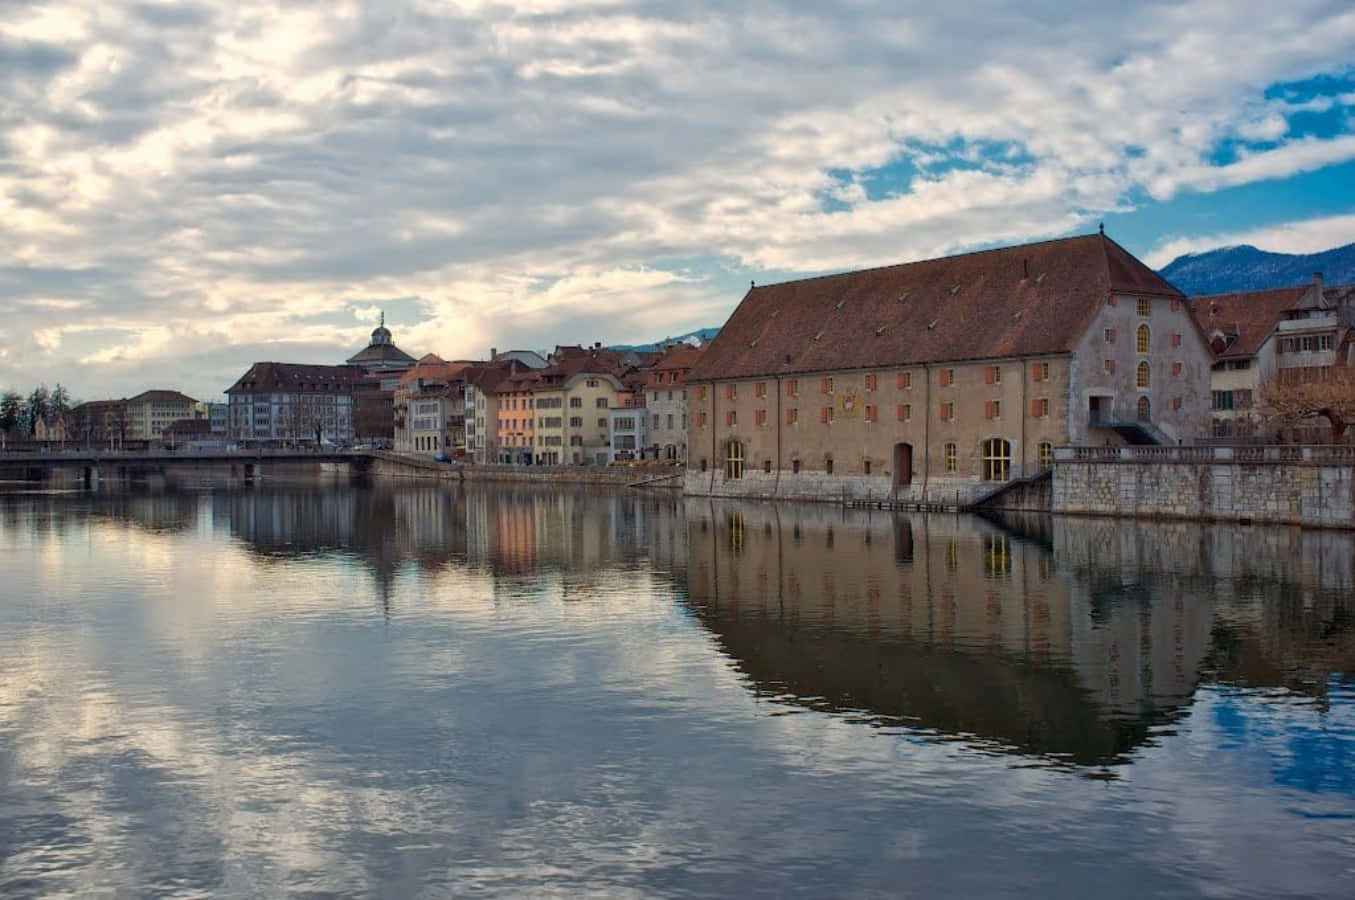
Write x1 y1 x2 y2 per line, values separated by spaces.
1053 445 1355 528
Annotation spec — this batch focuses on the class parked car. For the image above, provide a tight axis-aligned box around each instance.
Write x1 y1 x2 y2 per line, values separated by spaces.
434 452 452 463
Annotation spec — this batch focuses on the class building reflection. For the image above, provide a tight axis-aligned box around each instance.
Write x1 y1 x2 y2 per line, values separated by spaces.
685 501 1355 767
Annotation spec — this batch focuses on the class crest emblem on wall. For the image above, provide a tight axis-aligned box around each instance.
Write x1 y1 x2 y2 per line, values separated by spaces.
839 393 858 417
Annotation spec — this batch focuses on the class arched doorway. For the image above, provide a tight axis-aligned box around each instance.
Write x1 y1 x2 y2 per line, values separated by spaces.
1137 396 1151 422
893 443 913 489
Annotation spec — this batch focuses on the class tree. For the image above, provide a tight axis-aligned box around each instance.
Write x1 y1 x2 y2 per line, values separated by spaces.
0 390 19 434
1258 367 1355 443
49 384 70 417
25 385 49 436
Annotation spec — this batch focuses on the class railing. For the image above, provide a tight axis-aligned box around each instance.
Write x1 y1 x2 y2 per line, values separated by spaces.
1057 445 1355 464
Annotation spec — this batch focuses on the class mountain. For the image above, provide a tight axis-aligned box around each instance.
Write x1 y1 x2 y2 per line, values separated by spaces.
608 327 721 353
1158 242 1355 296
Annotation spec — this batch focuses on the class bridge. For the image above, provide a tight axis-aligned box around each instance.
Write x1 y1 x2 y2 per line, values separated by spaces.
0 450 454 489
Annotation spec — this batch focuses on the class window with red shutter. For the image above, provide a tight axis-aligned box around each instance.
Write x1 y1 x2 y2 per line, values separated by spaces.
866 405 877 422
1171 333 1182 347
785 408 798 424
865 373 877 391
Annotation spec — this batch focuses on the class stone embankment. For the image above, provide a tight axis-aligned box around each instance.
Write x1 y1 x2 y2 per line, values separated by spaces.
367 453 680 488
1053 444 1355 528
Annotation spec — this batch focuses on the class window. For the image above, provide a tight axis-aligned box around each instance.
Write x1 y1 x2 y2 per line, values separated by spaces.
1212 390 1234 411
897 372 911 390
598 417 608 428
1136 324 1150 354
698 386 708 400
825 456 834 474
940 401 954 421
755 382 766 398
1038 441 1054 467
1235 389 1253 409
865 405 878 423
944 442 957 473
1031 397 1049 418
570 416 583 427
863 459 872 475
1105 328 1116 343
696 411 707 427
897 403 911 421
725 441 744 479
821 376 833 394
786 379 799 397
596 398 609 408
1137 396 1151 421
1032 362 1049 382
939 369 954 387
726 410 737 426
981 438 1011 481
570 397 582 408
792 458 801 474
1104 359 1116 375
1136 361 1150 388
726 384 737 401
1108 296 1118 308
785 407 798 425
984 400 1001 420
587 378 598 388
820 406 834 424
652 415 659 429
755 409 767 426
1137 297 1151 317
985 365 1001 385
865 373 877 391
1171 333 1182 348
763 459 772 474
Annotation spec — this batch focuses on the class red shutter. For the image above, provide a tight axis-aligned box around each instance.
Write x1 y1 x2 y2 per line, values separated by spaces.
1031 364 1043 382
1172 333 1182 347
984 368 994 385
1031 399 1041 417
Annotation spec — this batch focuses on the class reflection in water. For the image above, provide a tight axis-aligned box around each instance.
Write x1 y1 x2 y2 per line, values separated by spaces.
1 485 1352 898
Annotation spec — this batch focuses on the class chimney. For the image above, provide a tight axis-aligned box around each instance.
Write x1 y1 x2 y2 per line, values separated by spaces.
594 341 602 350
490 347 498 360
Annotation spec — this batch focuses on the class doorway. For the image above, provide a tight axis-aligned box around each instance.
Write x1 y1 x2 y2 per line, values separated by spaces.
892 442 913 490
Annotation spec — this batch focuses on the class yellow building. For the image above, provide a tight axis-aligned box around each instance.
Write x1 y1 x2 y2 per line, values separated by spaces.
126 390 198 442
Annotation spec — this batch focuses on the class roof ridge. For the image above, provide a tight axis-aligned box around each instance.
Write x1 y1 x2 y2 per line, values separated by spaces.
746 232 1104 292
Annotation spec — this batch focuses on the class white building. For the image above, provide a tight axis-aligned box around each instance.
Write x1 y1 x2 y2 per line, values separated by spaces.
225 363 361 445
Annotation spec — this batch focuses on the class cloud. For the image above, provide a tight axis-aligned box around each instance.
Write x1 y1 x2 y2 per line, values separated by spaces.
1144 212 1355 268
0 1 1353 398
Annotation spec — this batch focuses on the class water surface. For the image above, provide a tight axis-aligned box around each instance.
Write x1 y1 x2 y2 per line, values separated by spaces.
1 485 1352 897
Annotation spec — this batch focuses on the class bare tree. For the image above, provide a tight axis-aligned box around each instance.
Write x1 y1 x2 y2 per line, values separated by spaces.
1258 368 1355 443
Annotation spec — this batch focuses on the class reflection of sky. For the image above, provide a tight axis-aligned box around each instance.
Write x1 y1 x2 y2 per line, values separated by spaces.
0 489 1352 898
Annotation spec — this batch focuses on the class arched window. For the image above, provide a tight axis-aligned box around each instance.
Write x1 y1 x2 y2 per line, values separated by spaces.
725 440 744 479
1136 324 1151 354
981 438 1011 481
1137 396 1151 422
1038 441 1054 468
1136 361 1151 388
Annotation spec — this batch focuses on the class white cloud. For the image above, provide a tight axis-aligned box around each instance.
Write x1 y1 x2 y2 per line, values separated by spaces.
0 1 1354 398
1144 212 1355 268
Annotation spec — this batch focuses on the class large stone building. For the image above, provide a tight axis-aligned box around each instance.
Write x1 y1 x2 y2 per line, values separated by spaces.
226 363 364 445
685 232 1213 503
1190 274 1355 441
125 390 198 442
393 356 471 455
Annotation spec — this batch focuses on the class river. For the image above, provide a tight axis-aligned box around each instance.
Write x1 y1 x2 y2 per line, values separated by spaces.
1 484 1352 897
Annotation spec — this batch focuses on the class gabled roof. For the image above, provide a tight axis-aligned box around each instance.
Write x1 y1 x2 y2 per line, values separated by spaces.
687 233 1182 381
652 346 704 372
1187 287 1309 359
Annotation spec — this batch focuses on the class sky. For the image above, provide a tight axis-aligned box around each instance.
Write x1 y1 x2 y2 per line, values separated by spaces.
2 0 1354 403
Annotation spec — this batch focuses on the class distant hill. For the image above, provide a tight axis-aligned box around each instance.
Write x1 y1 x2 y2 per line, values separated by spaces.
609 327 720 353
1158 242 1355 296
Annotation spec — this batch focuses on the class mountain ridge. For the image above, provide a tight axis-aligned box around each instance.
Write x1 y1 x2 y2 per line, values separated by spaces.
1158 241 1355 295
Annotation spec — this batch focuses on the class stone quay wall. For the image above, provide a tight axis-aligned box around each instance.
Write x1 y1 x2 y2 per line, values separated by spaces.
368 454 676 488
1053 445 1355 528
682 467 1002 508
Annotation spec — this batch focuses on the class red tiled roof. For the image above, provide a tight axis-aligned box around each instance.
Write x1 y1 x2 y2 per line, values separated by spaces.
226 362 365 394
652 346 705 371
687 233 1181 381
1187 287 1308 359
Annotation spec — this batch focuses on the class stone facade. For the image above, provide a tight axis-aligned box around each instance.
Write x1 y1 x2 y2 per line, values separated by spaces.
1053 445 1355 527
